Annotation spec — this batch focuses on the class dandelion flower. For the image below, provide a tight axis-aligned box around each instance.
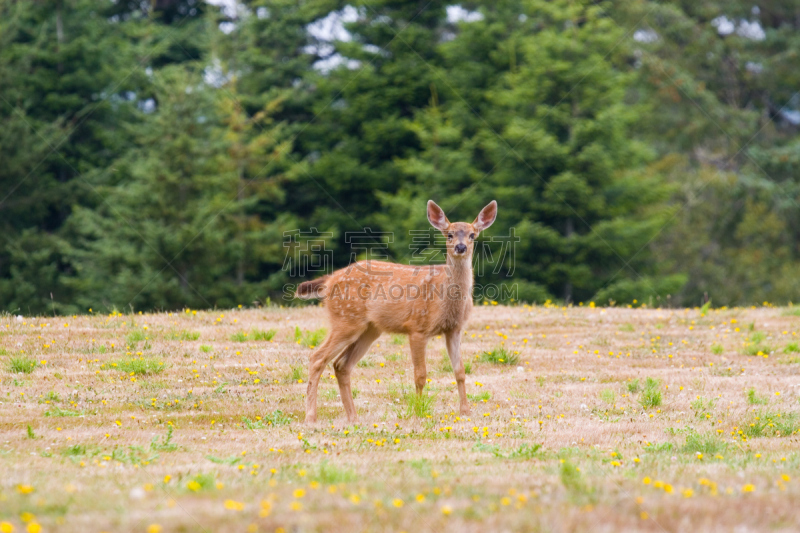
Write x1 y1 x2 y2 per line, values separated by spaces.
224 500 245 511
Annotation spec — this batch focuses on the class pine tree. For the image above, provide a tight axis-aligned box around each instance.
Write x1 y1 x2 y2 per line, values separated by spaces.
379 0 679 304
0 0 140 313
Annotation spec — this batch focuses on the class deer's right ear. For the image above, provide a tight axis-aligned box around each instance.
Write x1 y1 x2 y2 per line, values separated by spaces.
427 200 450 231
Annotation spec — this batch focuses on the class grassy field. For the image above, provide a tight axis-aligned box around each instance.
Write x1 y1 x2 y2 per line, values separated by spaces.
1 303 799 532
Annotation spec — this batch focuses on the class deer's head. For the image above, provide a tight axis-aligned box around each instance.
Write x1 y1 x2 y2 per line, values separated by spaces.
427 200 497 261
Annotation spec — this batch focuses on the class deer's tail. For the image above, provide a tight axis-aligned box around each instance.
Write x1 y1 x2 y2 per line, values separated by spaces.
295 276 329 300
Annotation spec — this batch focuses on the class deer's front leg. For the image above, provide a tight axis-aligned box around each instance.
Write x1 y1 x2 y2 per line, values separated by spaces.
409 334 428 395
445 330 469 415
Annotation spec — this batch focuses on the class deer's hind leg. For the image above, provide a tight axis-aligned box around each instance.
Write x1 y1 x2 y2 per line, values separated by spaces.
306 328 362 423
332 324 381 423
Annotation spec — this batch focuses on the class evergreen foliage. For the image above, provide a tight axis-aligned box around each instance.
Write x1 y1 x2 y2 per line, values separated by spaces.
1 0 799 313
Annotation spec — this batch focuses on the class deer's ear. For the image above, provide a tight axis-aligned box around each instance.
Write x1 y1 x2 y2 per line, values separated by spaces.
473 200 497 232
427 200 450 231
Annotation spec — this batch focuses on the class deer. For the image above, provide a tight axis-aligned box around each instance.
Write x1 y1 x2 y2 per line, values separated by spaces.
295 200 497 423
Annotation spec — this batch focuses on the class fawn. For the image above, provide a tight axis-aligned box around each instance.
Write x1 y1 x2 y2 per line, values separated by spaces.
295 200 497 423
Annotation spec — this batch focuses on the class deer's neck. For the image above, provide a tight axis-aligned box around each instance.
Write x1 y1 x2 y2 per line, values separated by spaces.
439 255 473 331
445 255 473 291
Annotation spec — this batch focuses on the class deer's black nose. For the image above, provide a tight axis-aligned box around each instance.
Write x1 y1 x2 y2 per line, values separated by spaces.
454 243 467 254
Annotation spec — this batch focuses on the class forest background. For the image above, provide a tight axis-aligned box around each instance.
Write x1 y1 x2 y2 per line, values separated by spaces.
2 0 800 314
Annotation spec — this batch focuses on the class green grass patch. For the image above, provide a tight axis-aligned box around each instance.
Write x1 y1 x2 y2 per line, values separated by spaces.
743 331 771 356
183 331 200 341
294 327 326 348
743 411 799 438
509 443 542 459
7 356 38 374
173 330 200 341
285 364 306 383
151 427 178 451
746 387 768 405
783 342 800 353
744 343 772 356
185 473 216 492
207 454 241 465
711 343 723 355
232 328 276 342
681 430 726 455
626 378 640 394
599 388 615 404
385 352 403 362
639 377 662 409
479 346 519 365
44 406 83 417
310 460 357 484
473 442 542 459
243 417 266 429
105 357 165 375
230 331 248 342
401 391 434 419
560 460 593 503
472 442 503 457
61 444 88 457
690 396 715 418
126 330 147 345
262 409 293 426
391 334 405 345
252 328 276 341
45 391 61 402
468 391 490 403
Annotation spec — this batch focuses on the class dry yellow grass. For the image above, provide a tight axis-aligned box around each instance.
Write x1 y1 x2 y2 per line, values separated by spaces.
1 304 799 532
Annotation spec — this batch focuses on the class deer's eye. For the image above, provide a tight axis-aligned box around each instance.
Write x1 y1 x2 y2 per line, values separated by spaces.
447 234 453 240
469 233 475 240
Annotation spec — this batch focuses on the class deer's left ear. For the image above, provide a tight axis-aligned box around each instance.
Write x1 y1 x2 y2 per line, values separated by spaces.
472 200 497 232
